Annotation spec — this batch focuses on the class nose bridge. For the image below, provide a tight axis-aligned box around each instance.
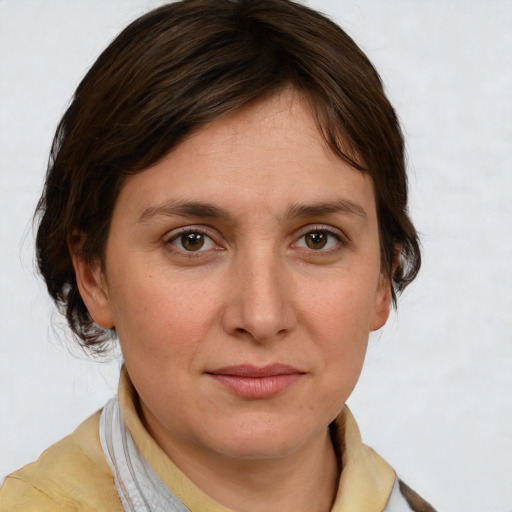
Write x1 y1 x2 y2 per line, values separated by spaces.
224 241 295 343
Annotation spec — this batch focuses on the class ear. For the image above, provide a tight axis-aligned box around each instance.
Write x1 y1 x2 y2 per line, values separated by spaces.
68 234 115 329
370 245 401 331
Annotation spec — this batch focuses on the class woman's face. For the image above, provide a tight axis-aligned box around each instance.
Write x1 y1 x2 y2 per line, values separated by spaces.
78 89 391 462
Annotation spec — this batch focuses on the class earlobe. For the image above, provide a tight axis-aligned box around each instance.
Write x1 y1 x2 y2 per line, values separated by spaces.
68 236 115 329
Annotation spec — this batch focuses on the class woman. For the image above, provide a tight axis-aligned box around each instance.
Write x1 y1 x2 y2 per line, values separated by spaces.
0 1 434 510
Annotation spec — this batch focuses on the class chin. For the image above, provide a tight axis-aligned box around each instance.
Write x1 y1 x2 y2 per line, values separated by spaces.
202 415 315 461
212 437 302 461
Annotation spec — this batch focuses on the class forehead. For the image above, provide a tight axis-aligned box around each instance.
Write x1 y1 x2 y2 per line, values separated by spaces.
114 89 376 223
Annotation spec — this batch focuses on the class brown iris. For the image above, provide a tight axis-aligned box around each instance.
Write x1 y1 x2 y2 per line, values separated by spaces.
305 231 328 250
181 232 205 251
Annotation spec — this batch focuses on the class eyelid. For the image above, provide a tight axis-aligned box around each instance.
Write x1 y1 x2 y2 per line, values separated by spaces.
163 226 224 254
294 224 346 241
291 224 349 251
164 225 209 240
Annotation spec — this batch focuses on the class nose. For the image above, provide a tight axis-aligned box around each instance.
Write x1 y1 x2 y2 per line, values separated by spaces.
221 249 296 344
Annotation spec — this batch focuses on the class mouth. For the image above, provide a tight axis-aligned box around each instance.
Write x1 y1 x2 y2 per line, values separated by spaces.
206 364 305 399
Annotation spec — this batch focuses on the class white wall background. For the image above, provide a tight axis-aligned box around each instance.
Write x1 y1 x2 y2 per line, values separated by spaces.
1 1 511 511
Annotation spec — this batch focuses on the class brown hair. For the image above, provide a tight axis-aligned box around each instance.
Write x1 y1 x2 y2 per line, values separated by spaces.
35 0 421 351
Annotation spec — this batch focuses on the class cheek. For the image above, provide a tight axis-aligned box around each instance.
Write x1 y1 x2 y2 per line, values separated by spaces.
299 272 378 339
296 271 376 382
109 271 219 364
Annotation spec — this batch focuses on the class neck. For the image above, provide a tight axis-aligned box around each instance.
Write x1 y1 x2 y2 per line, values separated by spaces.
143 410 339 512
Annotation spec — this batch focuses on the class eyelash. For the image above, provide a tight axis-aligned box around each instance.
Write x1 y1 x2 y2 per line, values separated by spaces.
292 225 346 254
163 224 347 257
163 227 223 257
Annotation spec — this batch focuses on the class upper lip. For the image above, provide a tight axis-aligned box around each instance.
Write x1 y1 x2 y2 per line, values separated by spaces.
207 364 304 378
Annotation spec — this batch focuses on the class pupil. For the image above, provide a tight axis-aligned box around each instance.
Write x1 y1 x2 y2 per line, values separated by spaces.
182 233 204 251
306 232 327 249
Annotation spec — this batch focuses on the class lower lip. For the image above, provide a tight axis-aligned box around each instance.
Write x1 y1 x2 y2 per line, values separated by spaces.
208 373 303 399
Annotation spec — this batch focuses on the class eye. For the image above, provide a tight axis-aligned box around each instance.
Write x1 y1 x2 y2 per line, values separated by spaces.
167 229 218 252
294 228 342 251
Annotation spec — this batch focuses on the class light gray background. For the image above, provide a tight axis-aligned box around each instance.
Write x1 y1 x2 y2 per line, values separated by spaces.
1 1 511 511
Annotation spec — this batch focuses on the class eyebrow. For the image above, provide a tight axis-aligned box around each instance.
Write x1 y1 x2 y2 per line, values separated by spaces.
137 200 232 223
285 199 367 221
137 198 367 224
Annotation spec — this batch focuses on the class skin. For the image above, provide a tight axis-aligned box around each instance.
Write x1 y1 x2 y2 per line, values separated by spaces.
72 89 392 512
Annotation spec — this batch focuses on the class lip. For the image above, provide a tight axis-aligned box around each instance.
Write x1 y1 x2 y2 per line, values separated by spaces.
207 364 305 399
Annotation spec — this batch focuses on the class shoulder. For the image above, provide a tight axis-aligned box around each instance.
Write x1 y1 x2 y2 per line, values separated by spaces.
0 411 122 512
